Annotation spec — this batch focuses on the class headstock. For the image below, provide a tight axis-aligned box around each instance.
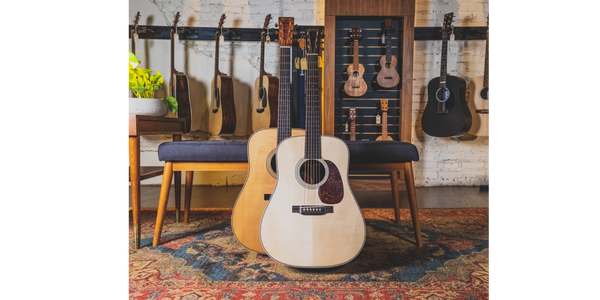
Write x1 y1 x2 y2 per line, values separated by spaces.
349 107 356 121
384 18 394 33
380 99 389 112
217 13 226 30
133 12 141 27
263 14 272 30
173 12 180 28
350 27 362 40
278 17 294 47
306 29 322 54
298 32 306 50
442 12 454 32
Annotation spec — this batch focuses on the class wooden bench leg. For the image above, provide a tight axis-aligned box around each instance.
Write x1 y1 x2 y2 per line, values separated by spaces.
153 162 173 247
174 171 181 223
184 171 194 224
404 162 423 247
390 171 401 223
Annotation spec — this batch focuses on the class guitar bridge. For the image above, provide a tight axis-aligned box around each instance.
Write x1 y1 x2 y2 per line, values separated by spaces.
292 205 333 215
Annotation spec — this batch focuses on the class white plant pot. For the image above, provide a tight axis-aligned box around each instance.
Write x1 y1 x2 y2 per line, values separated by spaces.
129 97 168 117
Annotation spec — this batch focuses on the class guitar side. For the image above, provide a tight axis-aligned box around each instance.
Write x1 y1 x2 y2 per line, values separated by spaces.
260 135 366 268
251 75 279 132
209 75 236 135
231 128 304 253
466 76 489 136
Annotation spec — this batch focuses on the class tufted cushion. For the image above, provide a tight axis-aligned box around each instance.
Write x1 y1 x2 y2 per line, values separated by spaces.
345 141 419 163
158 140 248 162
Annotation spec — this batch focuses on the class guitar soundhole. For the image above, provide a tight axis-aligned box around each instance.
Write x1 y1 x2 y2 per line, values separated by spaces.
266 149 278 179
352 71 359 78
298 159 327 186
435 87 450 103
480 87 489 100
270 154 277 175
258 87 266 101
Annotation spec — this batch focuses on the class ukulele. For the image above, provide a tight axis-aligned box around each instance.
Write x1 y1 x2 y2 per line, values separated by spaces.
209 14 236 135
349 107 356 141
376 99 393 140
421 12 472 137
260 29 366 268
376 19 400 88
170 12 192 133
466 16 489 137
231 17 304 253
251 14 279 132
344 27 367 97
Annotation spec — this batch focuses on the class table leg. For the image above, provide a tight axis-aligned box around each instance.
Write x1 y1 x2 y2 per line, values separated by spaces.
173 134 182 223
129 136 141 249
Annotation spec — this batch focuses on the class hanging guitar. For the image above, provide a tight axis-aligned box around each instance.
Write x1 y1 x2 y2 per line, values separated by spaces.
170 12 192 133
344 27 367 97
209 14 236 135
421 12 472 137
376 99 393 140
260 29 366 268
466 15 489 137
376 19 400 88
131 12 140 55
231 17 304 253
348 107 356 141
251 14 279 132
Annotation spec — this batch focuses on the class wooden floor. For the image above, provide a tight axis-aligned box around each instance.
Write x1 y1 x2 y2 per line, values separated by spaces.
129 179 488 210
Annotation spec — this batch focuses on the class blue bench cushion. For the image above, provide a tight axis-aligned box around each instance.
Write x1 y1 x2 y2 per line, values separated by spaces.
158 140 248 162
158 140 418 164
345 141 419 163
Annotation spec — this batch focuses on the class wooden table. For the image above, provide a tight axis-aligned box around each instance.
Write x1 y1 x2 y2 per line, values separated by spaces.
129 114 186 249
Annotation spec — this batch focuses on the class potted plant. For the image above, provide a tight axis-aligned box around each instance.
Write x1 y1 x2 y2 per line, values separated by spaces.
129 52 178 116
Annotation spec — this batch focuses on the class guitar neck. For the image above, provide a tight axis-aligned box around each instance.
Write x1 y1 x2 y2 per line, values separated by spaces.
440 32 448 89
483 29 489 88
131 28 136 55
214 31 220 89
259 32 266 87
350 121 356 141
277 46 292 144
305 53 321 159
381 112 388 138
170 29 176 97
385 33 391 62
353 40 359 70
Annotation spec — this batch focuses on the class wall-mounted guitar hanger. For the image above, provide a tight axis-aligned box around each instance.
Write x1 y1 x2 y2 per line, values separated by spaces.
128 25 487 41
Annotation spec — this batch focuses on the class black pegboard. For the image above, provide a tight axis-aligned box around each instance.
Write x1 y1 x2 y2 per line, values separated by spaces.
334 17 402 141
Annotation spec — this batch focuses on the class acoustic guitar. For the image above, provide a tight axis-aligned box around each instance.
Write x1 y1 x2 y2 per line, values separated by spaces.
376 19 400 88
466 16 489 137
260 29 366 268
251 14 279 132
209 14 236 135
376 99 393 140
349 107 356 141
231 17 304 253
421 12 472 137
344 27 367 97
170 12 192 133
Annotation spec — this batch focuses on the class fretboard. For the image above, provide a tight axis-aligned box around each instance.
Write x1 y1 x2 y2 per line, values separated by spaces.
353 40 359 71
350 121 356 141
259 31 266 88
381 112 388 138
214 31 220 89
483 29 489 88
304 53 321 159
277 46 292 144
439 31 448 89
170 29 175 97
385 33 391 63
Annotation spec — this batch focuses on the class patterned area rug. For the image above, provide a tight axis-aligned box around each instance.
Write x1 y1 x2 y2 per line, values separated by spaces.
130 208 489 299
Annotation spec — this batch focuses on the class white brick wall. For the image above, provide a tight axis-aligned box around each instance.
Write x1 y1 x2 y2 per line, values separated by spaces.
130 0 489 186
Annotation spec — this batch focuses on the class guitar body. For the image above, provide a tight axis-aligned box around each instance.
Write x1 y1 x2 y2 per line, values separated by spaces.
231 127 304 253
173 73 192 133
376 55 400 88
251 75 279 132
466 76 489 136
209 75 236 135
422 75 472 137
344 64 367 97
260 135 366 268
376 135 393 141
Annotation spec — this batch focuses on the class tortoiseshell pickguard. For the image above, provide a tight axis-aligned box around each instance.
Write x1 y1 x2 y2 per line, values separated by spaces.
318 160 344 204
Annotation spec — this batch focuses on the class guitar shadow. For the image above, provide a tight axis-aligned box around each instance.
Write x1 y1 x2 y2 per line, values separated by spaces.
183 15 209 133
414 85 430 144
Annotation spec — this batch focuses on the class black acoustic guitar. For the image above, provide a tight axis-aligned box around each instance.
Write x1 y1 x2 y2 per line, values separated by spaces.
421 12 471 137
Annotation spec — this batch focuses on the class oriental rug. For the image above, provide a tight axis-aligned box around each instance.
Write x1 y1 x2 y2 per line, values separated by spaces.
129 208 489 299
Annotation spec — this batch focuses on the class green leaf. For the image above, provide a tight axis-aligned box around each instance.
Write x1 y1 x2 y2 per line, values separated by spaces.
162 96 178 113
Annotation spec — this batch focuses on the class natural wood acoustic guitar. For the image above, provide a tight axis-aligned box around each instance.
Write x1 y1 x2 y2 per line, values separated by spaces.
231 17 304 253
349 107 356 141
466 16 489 137
251 14 279 132
170 12 192 133
260 29 366 268
376 99 393 140
209 14 236 135
344 27 367 97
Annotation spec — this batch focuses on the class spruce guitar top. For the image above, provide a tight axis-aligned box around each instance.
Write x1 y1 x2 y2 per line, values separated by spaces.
466 15 489 137
376 99 393 141
251 14 279 132
170 12 192 133
376 19 400 88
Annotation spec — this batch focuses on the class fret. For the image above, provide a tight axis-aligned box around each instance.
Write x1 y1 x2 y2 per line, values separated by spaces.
304 53 321 159
483 29 489 88
214 30 220 89
277 46 292 145
385 33 391 63
439 33 448 89
259 31 265 88
353 41 359 72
